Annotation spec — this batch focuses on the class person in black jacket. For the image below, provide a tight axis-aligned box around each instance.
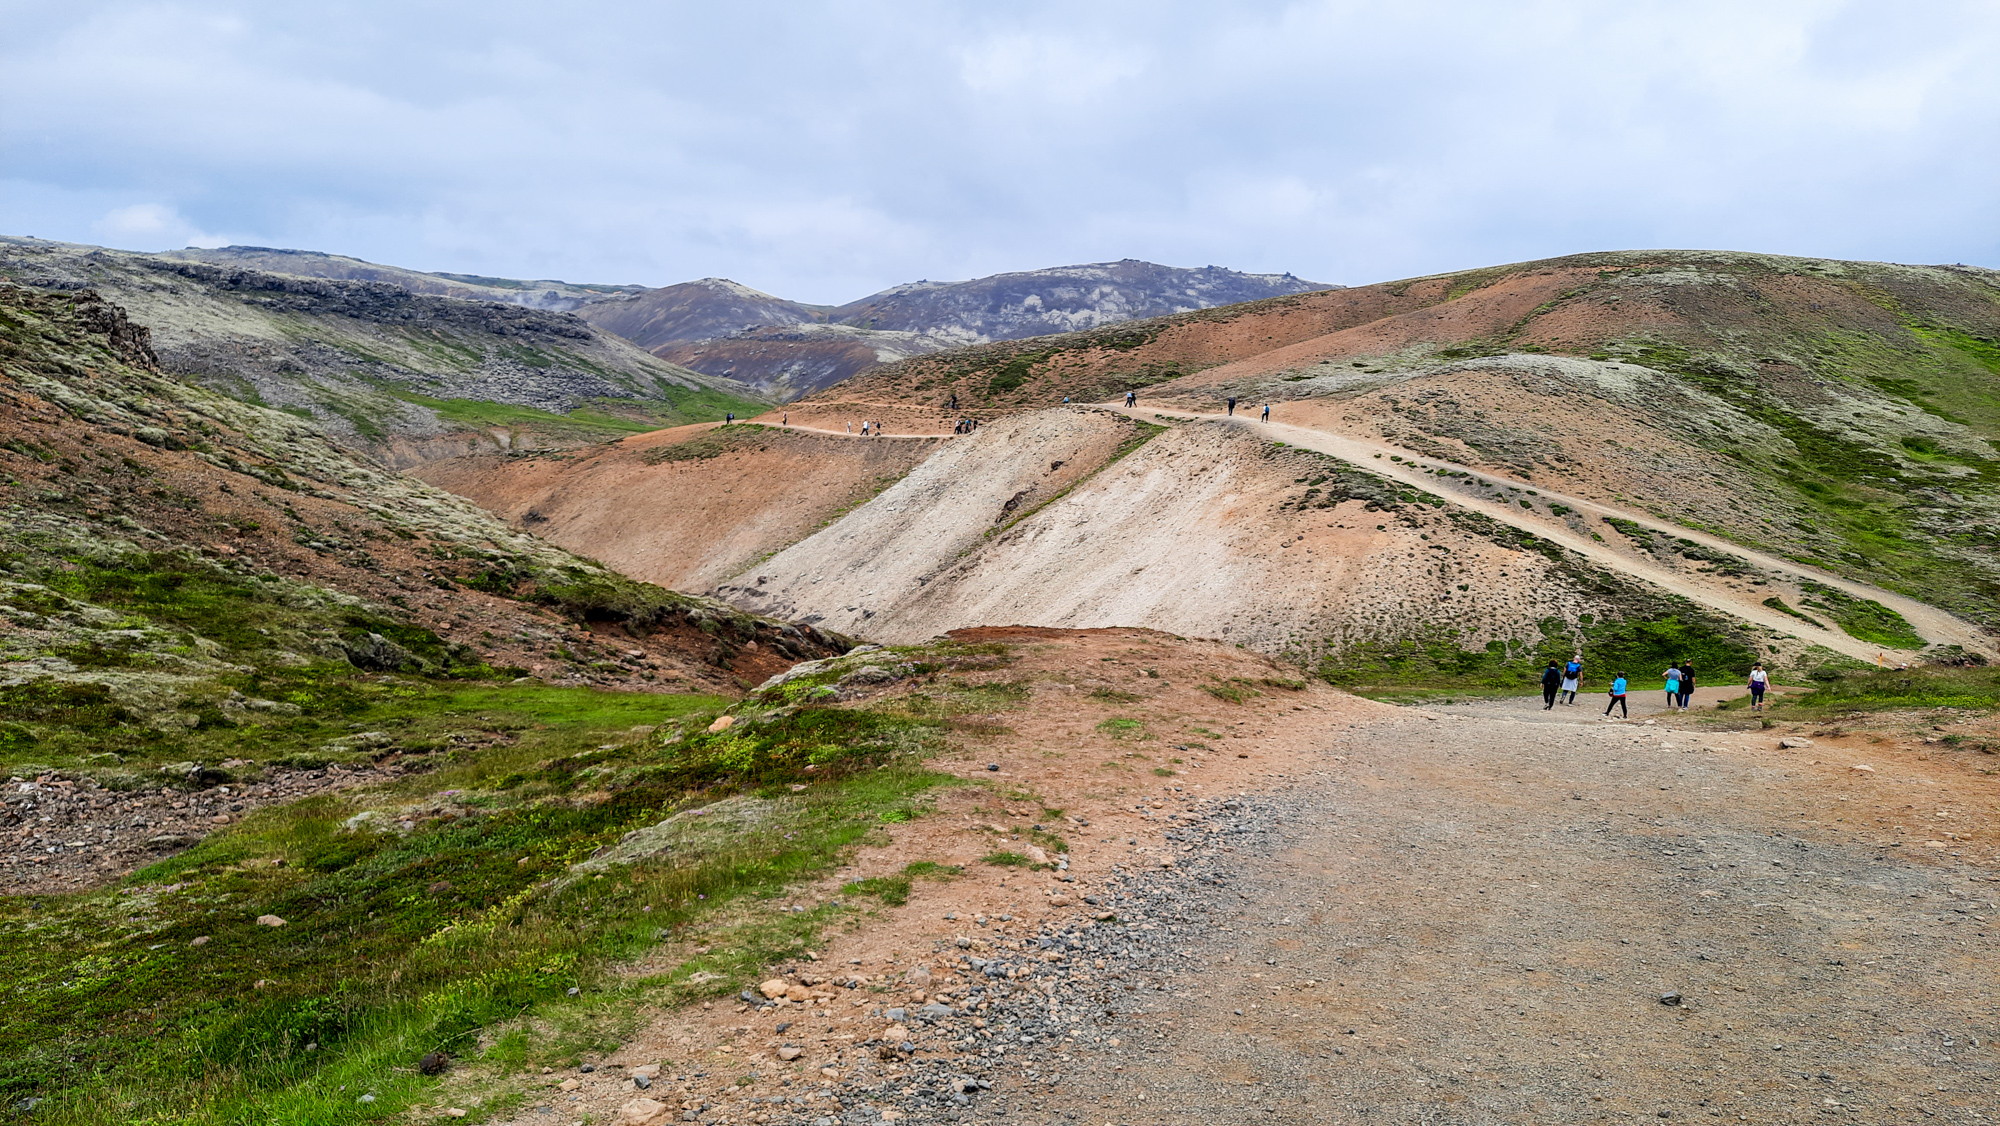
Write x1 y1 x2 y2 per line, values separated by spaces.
1541 661 1562 710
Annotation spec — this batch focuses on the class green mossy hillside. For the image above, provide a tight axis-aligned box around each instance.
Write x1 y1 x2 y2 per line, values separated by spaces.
0 684 961 1124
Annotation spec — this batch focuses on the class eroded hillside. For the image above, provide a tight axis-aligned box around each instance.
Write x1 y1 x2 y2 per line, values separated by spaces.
796 251 2000 635
0 285 846 820
411 423 946 591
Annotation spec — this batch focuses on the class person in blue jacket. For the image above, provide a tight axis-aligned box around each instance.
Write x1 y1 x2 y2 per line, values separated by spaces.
1560 654 1582 705
1604 672 1629 718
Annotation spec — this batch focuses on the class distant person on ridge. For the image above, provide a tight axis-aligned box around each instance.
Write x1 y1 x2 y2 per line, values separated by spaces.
1541 661 1561 710
1748 662 1769 711
1678 662 1696 710
1261 403 1270 422
1605 672 1628 718
1227 396 1238 416
1560 654 1582 705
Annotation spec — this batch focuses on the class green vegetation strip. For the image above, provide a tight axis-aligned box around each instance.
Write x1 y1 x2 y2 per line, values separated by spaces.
0 688 961 1123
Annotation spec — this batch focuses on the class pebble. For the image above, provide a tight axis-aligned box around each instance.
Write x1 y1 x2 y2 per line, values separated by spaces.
254 914 285 927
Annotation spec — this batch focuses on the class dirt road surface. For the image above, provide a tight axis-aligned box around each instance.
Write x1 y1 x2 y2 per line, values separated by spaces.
478 634 1996 1126
1030 709 1999 1126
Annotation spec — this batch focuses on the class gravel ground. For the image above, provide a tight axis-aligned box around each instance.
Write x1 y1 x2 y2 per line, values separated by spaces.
818 714 2000 1126
1 762 398 893
494 682 1999 1126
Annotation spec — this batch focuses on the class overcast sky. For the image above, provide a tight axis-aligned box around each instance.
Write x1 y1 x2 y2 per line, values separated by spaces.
4 1 1997 303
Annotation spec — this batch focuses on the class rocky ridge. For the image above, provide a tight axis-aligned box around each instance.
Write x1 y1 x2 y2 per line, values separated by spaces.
0 237 765 465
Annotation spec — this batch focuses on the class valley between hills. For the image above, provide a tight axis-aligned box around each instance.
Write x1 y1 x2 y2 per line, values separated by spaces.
2 245 1997 1125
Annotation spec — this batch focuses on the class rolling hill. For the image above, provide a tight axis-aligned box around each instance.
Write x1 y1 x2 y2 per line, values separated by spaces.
422 249 1998 690
0 238 768 466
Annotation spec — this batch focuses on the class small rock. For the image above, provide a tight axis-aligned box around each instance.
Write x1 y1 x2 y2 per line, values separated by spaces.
760 978 790 999
418 1050 449 1075
444 1111 467 1119
634 1075 652 1089
885 1023 910 1040
1850 764 1875 773
359 1093 375 1104
254 914 286 927
567 986 581 996
777 1045 804 1061
1048 895 1072 907
631 1064 662 1080
579 1063 596 1073
1659 991 1682 1006
558 1078 581 1092
986 763 1000 772
189 935 210 946
784 983 812 1002
610 1097 672 1126
707 715 735 733
905 965 933 989
1778 737 1813 749
820 1067 841 1079
886 1007 908 1023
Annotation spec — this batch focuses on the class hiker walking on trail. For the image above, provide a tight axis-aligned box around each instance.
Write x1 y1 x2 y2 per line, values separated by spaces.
1560 654 1582 705
782 412 788 426
1662 664 1682 710
950 393 958 411
1605 673 1629 718
1541 661 1562 710
1677 662 1696 710
1227 396 1238 416
1126 391 1137 408
1748 662 1769 711
725 412 734 424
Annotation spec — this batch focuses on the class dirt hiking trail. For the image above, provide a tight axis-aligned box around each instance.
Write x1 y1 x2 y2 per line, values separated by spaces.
1114 404 1989 662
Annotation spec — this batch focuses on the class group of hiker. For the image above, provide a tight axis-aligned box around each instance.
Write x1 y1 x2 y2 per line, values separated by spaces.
1540 655 1773 717
952 418 980 434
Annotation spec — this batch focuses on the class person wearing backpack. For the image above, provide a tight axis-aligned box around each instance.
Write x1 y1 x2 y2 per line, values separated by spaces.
1560 654 1582 705
1541 661 1562 710
1604 673 1628 718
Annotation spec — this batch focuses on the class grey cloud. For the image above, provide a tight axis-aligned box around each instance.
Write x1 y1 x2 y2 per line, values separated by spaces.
2 0 1995 303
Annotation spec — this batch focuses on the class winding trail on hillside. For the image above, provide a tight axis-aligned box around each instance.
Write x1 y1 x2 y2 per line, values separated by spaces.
1112 404 1990 662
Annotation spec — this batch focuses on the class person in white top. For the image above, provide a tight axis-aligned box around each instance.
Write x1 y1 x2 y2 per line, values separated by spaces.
1748 663 1769 711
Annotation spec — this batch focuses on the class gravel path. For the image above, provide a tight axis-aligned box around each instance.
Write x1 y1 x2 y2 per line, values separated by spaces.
851 712 2000 1125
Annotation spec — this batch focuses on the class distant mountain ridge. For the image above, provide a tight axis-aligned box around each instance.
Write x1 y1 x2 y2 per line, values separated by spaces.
0 237 765 465
164 245 644 312
582 259 1339 398
148 247 1339 400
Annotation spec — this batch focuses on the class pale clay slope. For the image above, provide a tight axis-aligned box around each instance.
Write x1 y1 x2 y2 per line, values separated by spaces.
717 411 1141 627
721 414 1658 660
716 406 1986 663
